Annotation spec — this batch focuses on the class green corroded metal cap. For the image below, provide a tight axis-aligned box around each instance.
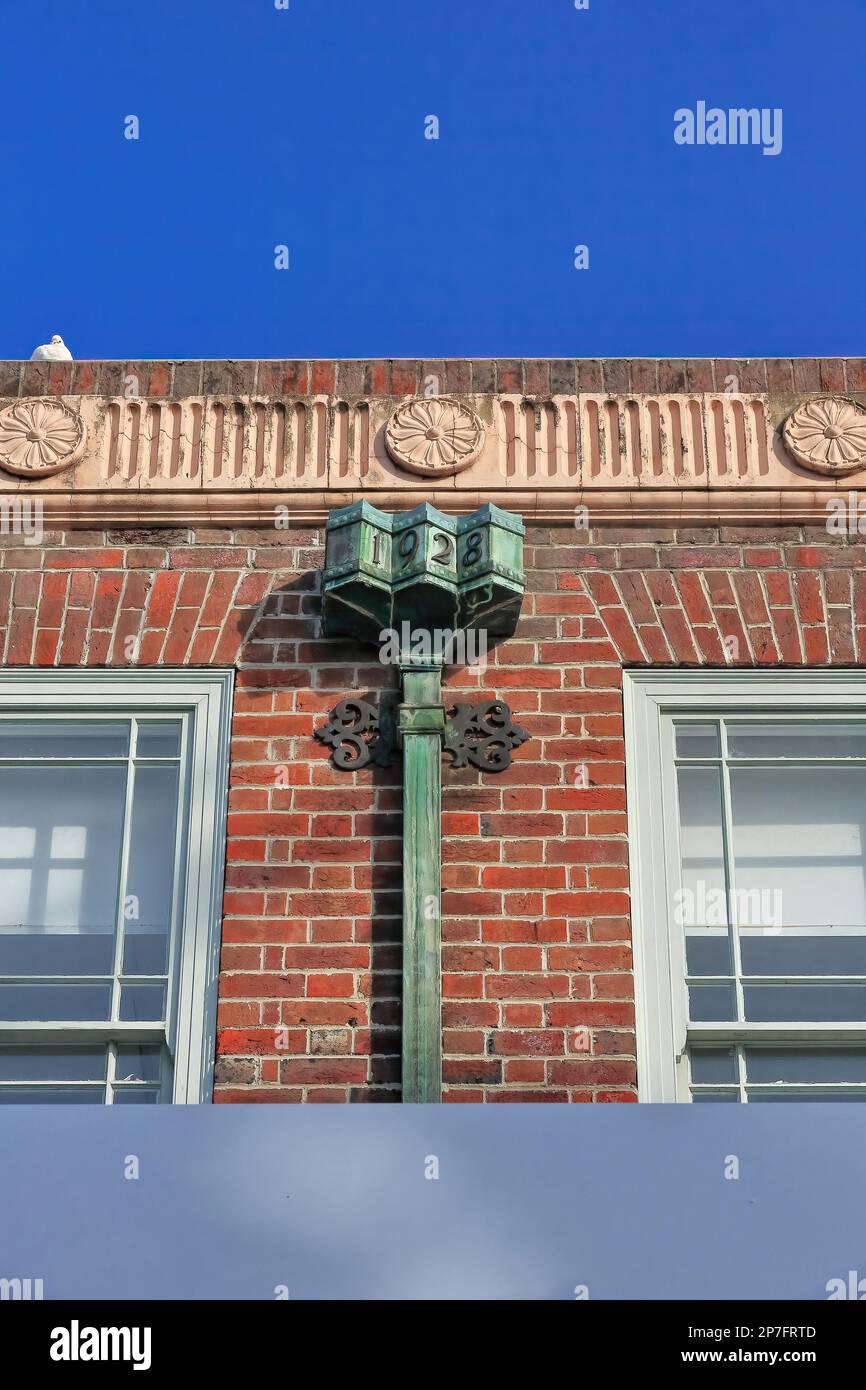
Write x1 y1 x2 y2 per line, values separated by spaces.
322 501 526 647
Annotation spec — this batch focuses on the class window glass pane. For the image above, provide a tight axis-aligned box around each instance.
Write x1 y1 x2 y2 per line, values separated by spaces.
688 984 736 1021
727 723 866 759
115 1045 162 1083
689 1048 737 1084
0 722 129 758
675 723 720 758
685 935 731 976
740 930 866 977
123 765 179 976
744 984 866 1023
119 984 166 1021
745 1048 866 1084
0 1088 104 1103
122 934 169 977
0 1047 106 1081
729 766 866 928
676 765 732 975
136 722 182 758
0 933 114 977
677 767 728 915
691 1092 738 1102
112 1089 159 1104
0 765 126 975
0 983 111 1021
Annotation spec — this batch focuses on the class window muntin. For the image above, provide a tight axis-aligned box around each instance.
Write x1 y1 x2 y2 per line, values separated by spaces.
0 674 232 1104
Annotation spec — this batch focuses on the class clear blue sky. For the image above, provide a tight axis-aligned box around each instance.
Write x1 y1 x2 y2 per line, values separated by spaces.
1 0 863 360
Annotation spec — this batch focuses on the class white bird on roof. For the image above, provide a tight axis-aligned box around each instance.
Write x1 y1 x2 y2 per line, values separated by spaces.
31 334 72 361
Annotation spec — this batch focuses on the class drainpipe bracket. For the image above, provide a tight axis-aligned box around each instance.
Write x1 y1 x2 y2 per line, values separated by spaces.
313 697 398 769
443 699 530 772
316 696 529 773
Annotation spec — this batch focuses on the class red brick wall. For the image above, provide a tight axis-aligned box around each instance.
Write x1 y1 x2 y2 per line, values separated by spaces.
0 520 862 1101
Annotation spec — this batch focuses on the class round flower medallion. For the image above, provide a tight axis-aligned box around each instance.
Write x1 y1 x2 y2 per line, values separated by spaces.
384 398 485 478
0 399 86 478
782 396 866 477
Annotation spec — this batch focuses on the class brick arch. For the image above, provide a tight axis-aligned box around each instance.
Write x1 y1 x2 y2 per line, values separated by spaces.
0 553 277 670
575 546 866 670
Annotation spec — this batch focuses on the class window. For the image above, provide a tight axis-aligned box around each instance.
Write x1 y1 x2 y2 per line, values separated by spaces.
624 671 866 1102
0 671 233 1104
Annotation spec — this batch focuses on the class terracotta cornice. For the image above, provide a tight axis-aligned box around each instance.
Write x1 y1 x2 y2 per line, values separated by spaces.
9 486 863 528
0 370 862 528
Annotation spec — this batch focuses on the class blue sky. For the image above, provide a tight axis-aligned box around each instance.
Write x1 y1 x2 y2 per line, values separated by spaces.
1 0 863 361
3 1103 865 1298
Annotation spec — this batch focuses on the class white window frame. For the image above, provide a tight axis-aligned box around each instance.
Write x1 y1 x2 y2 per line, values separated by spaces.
624 669 866 1102
0 669 233 1104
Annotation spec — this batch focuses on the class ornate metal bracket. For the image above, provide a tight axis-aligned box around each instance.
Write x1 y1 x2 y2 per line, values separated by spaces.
316 698 528 773
443 700 529 772
313 699 398 769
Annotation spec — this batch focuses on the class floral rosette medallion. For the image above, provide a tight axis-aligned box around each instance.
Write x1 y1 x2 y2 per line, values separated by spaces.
0 399 86 478
384 398 485 478
782 397 866 477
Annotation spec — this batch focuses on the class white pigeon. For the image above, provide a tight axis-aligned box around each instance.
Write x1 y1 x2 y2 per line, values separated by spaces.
31 334 72 361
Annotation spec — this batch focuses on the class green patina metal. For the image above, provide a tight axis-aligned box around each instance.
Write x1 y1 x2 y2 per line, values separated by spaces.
321 500 525 644
399 661 445 1103
321 500 526 1102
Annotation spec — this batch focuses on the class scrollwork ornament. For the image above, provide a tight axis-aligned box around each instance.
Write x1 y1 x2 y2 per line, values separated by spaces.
444 700 529 772
315 699 397 769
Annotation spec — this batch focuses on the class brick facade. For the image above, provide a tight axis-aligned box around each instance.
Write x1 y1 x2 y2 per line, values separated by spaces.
1 484 861 1099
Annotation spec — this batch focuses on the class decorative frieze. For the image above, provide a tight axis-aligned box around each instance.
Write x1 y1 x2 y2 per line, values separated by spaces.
0 383 862 525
